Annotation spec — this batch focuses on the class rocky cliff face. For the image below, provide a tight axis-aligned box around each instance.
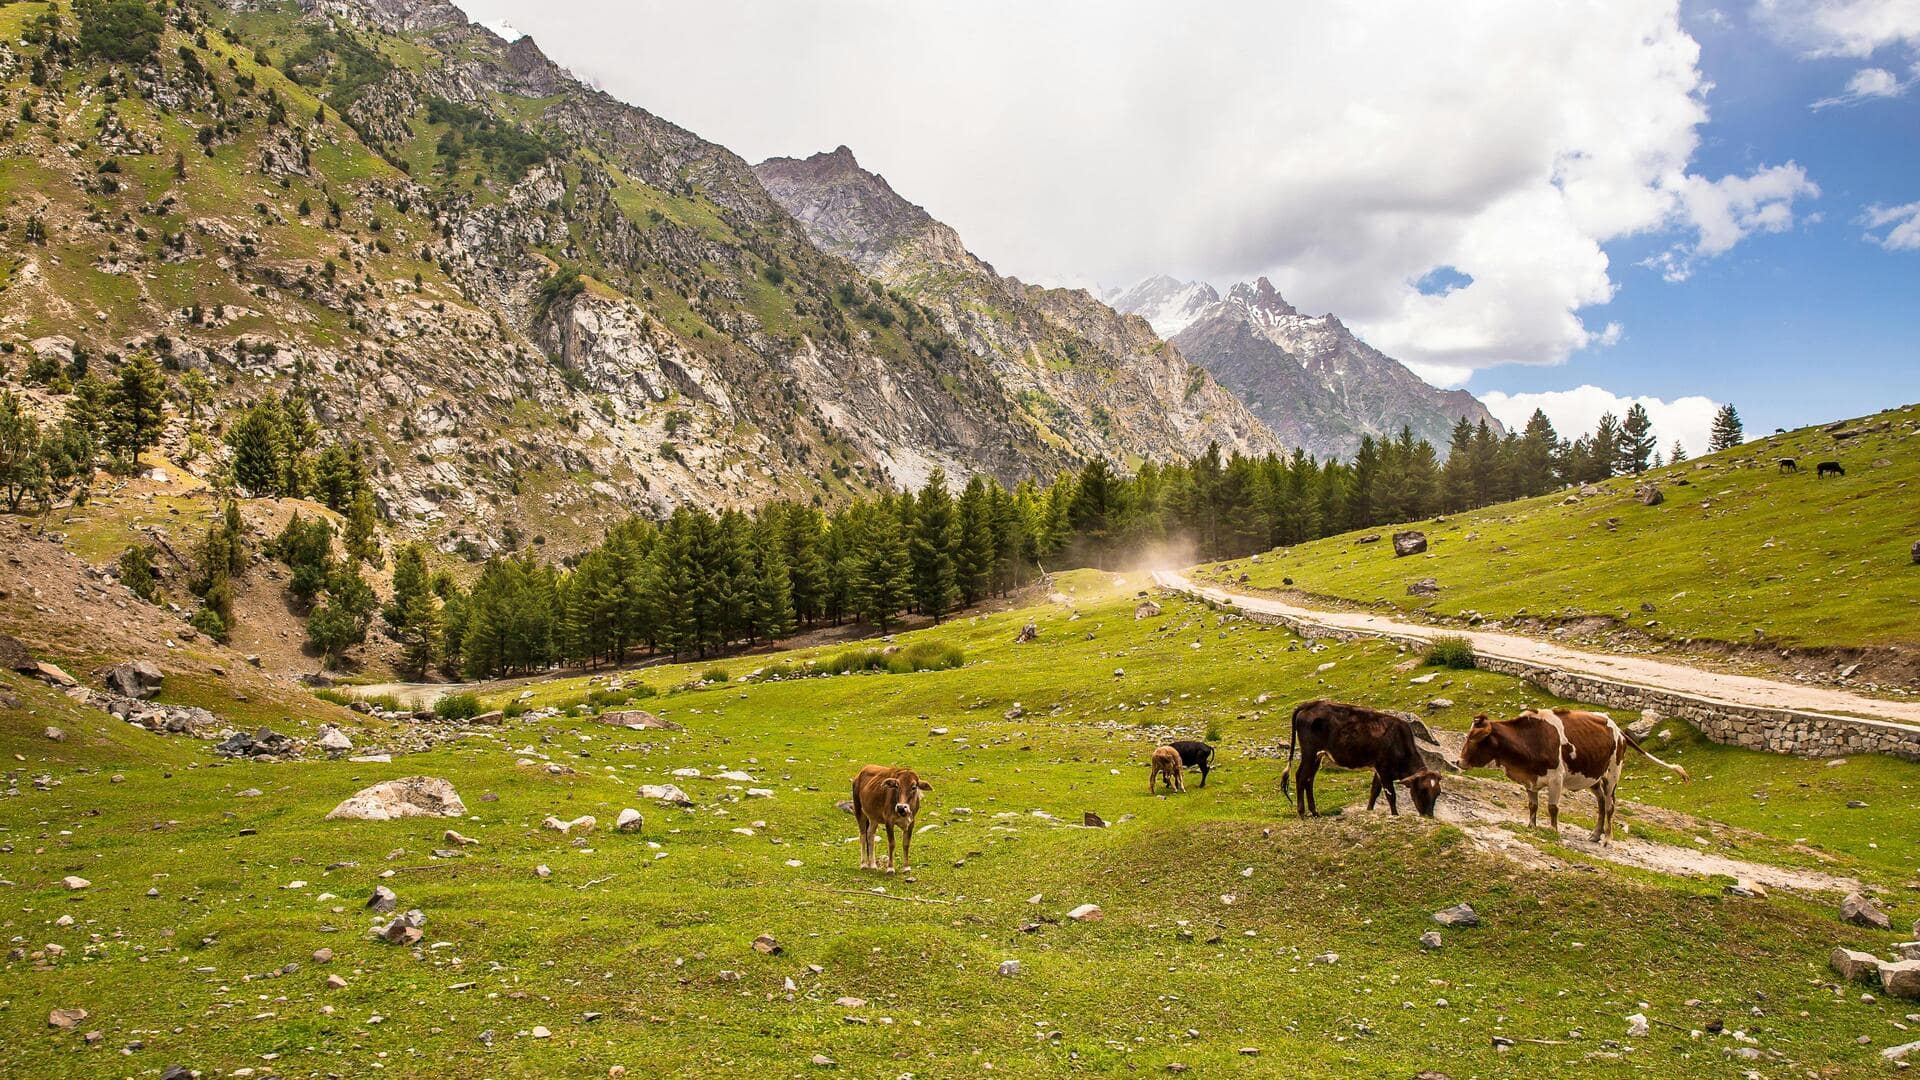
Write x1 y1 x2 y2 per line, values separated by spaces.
753 149 1280 465
1112 277 1502 458
0 0 1289 560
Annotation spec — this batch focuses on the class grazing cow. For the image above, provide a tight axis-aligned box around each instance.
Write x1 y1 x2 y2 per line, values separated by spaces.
1167 739 1215 786
1460 709 1689 844
1817 460 1845 478
1281 699 1443 817
852 765 931 873
1149 745 1185 793
1777 458 1798 474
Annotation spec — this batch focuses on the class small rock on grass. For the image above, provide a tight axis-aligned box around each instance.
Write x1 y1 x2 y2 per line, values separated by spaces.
61 876 90 890
47 1007 88 1030
752 934 781 955
616 808 643 833
1419 931 1443 950
1431 903 1479 927
998 960 1022 977
1625 1013 1650 1037
1067 904 1102 922
1843 892 1892 930
367 885 397 913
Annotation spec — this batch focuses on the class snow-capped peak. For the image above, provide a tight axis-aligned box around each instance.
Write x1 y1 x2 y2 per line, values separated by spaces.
1110 275 1221 338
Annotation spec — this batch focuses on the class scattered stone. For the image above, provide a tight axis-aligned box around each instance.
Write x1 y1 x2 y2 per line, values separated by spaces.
1885 1039 1920 1062
316 726 353 752
616 809 644 833
235 788 263 798
1407 577 1440 596
366 885 398 913
1392 531 1428 557
1883 960 1920 999
535 865 551 878
998 959 1022 977
325 974 347 990
214 727 296 759
1426 698 1453 711
444 829 479 846
811 1054 837 1067
61 875 90 890
834 997 867 1008
752 934 782 955
1431 904 1479 928
103 659 164 699
1635 483 1664 506
1843 892 1892 930
531 1026 551 1039
313 948 334 964
1724 879 1767 898
47 1007 88 1030
43 726 65 742
638 784 693 806
327 777 467 821
1004 703 1025 720
375 909 426 945
1625 1013 1650 1038
1134 601 1162 620
1419 931 1443 950
1083 812 1107 828
599 710 679 730
543 815 596 835
1067 904 1103 922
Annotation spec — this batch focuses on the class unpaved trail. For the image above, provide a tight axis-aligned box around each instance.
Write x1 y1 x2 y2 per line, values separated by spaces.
1155 570 1920 727
1420 774 1861 894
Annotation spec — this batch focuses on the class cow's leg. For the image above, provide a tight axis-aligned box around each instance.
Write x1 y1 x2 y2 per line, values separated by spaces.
860 819 875 869
1525 784 1539 828
1174 767 1185 793
901 819 913 872
885 823 897 873
1149 766 1157 794
1382 772 1400 816
1592 782 1611 844
1545 773 1565 834
1297 758 1319 816
1198 760 1209 787
1367 773 1380 811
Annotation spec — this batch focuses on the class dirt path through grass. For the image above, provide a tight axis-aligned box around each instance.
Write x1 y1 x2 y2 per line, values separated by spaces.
1156 570 1920 726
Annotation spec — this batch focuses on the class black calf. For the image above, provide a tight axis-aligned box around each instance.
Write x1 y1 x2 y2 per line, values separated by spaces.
1817 460 1845 478
1167 740 1214 786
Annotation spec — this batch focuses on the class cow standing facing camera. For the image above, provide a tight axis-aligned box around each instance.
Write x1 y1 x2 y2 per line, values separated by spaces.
852 765 931 873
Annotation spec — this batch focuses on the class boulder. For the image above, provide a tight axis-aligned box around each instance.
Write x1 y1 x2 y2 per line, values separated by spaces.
1831 947 1880 982
638 784 693 806
1015 621 1038 643
468 710 504 725
316 726 353 752
1356 534 1382 545
0 632 34 672
47 1007 88 1030
103 659 163 699
1407 577 1440 596
1392 531 1427 557
1842 892 1892 930
1635 483 1664 506
599 709 679 730
1066 904 1103 922
1082 812 1108 828
1134 601 1162 620
214 727 296 758
616 808 644 833
1401 717 1462 773
326 776 467 821
1881 959 1920 999
542 814 596 835
366 885 398 913
27 661 77 688
1431 903 1479 927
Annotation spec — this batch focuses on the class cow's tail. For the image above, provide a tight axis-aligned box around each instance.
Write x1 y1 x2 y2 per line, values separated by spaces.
1622 730 1690 781
1280 703 1302 797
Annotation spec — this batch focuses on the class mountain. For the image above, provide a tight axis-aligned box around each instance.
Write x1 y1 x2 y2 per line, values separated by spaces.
753 148 1279 465
0 0 1269 560
1112 275 1501 458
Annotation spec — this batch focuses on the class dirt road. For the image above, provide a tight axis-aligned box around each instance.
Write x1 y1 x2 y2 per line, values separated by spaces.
1154 570 1920 727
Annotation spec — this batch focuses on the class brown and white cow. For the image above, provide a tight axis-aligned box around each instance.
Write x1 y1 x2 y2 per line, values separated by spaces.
1460 708 1689 844
852 764 932 873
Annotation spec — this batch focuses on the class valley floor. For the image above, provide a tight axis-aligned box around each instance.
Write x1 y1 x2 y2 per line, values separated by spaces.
3 572 1917 1078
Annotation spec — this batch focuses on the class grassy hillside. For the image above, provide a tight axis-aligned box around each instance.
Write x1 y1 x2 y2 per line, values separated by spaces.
1207 403 1920 659
4 572 1916 1077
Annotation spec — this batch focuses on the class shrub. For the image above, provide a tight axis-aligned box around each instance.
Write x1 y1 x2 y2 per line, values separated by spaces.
887 640 964 674
503 700 529 719
435 692 482 720
1205 721 1223 743
117 543 158 601
76 0 163 64
311 688 352 707
1422 635 1476 670
188 605 228 643
818 648 887 676
701 667 731 684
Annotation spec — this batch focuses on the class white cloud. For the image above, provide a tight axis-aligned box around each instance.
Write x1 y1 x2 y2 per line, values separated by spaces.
1863 201 1920 250
453 1 1819 376
1757 0 1920 105
1480 386 1724 458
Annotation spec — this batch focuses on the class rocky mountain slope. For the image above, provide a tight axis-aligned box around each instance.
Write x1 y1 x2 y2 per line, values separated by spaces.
0 0 1273 562
1112 275 1500 458
753 148 1278 465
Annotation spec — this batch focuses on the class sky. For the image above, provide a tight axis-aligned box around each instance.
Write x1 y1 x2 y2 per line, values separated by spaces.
453 0 1919 454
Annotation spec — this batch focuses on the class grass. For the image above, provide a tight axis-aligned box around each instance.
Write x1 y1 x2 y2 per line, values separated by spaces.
434 691 482 720
1422 634 1476 669
1210 402 1920 651
3 571 1917 1077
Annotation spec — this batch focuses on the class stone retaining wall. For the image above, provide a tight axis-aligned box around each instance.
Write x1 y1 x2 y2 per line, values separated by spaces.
1176 588 1920 763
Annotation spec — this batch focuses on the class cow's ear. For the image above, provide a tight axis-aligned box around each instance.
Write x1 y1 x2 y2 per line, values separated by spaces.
882 777 899 790
1471 714 1490 727
915 780 932 792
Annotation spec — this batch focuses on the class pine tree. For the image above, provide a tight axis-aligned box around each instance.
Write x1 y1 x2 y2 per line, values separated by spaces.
1669 439 1688 464
1620 403 1656 475
954 476 995 606
910 470 959 621
385 542 440 677
854 506 912 632
343 487 381 567
105 352 166 467
1518 409 1559 495
780 504 829 626
1590 413 1622 481
1439 416 1475 512
747 528 795 643
1708 403 1743 452
227 400 288 496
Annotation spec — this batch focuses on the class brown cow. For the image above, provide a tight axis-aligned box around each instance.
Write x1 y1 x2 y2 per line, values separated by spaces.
1149 745 1185 794
1281 699 1443 817
852 765 932 873
1460 708 1689 844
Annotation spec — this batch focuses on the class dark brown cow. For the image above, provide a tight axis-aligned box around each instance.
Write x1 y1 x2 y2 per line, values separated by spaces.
1281 699 1443 817
1460 708 1688 844
852 765 931 873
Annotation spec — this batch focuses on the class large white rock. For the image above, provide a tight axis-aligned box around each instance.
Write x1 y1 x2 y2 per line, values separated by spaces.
326 776 467 821
638 784 693 806
616 808 644 832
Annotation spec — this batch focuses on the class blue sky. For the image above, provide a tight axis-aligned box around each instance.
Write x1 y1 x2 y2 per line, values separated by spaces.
1482 2 1920 437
